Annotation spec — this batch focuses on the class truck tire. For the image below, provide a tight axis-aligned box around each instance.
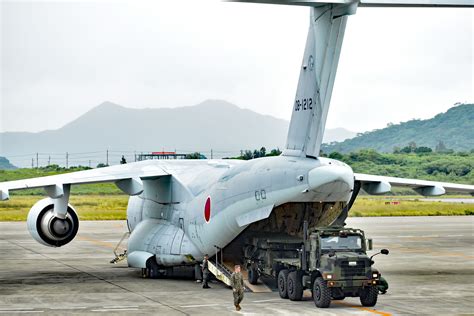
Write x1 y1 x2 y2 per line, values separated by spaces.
248 266 259 285
287 271 304 301
313 277 331 308
360 286 378 307
278 269 289 299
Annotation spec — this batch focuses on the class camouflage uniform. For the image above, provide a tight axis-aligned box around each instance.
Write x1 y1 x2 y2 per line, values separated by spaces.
231 271 244 307
202 258 210 288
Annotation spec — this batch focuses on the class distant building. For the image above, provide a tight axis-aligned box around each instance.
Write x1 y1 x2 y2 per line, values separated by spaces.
137 151 206 161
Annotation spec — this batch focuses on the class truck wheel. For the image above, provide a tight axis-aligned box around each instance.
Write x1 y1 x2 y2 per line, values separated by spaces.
313 277 331 308
248 266 259 285
360 286 378 307
278 269 289 299
287 271 304 301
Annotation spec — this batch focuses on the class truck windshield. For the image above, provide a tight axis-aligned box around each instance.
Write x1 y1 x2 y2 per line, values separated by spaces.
320 235 362 250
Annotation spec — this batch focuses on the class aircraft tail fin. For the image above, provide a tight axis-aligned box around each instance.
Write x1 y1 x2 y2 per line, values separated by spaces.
284 4 354 158
232 0 473 158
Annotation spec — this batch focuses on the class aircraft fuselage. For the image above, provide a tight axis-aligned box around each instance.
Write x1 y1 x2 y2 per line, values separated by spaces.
126 156 354 268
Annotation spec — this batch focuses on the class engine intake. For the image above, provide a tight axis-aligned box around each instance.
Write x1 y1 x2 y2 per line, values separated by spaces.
27 198 79 247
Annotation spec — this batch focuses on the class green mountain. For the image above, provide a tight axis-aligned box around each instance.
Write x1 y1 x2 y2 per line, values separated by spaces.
0 157 17 170
322 104 474 153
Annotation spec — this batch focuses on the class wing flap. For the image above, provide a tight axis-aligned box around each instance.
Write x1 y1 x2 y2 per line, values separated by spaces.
355 173 474 196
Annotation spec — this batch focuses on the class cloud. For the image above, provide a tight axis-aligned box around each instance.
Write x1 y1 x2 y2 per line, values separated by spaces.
1 1 472 133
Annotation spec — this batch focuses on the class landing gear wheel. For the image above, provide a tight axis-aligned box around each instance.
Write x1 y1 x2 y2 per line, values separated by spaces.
278 269 289 299
146 257 161 279
360 286 378 307
248 266 259 285
313 277 331 308
287 271 304 301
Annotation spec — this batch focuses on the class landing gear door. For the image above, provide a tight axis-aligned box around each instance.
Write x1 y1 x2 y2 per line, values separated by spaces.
171 229 184 255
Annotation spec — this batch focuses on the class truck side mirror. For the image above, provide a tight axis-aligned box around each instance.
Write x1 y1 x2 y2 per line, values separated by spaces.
367 239 373 251
381 249 389 255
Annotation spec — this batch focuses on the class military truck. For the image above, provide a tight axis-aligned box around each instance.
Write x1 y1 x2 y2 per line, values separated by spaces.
243 224 389 308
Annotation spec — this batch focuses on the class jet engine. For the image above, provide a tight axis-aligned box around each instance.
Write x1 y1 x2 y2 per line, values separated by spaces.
27 198 79 247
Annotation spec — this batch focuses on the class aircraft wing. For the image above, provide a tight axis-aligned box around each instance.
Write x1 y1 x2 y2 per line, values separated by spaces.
231 0 474 7
354 173 474 196
0 161 170 200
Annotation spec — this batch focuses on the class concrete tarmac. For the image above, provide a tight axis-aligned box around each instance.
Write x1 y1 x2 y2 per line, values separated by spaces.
0 216 473 315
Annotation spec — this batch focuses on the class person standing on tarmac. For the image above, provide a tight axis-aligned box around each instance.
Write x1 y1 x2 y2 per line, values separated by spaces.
231 265 244 311
202 254 210 289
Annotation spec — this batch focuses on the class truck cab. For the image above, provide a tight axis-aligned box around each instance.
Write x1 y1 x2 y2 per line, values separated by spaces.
303 227 385 307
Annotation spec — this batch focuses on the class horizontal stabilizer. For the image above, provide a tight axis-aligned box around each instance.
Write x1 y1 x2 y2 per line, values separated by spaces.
231 0 474 7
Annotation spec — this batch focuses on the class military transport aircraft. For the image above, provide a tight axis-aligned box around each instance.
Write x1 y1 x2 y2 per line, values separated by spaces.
1 0 473 276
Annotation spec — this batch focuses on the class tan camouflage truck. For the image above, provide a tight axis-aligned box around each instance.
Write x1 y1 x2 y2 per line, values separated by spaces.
244 225 389 308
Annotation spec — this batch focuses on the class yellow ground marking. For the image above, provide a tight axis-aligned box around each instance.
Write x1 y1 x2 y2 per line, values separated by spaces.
334 301 392 316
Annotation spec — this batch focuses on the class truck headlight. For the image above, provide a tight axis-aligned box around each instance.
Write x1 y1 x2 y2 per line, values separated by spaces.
372 272 379 279
323 273 333 280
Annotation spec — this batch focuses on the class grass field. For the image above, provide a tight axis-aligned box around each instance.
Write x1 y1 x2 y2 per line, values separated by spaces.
0 195 128 221
351 196 474 217
0 194 472 221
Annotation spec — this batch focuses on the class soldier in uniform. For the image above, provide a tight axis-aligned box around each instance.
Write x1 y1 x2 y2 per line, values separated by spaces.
231 264 244 311
202 254 210 289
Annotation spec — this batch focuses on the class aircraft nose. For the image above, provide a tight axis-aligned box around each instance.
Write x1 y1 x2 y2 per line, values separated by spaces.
307 164 354 200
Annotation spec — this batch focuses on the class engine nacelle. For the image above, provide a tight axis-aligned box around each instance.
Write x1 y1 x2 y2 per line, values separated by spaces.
27 198 79 247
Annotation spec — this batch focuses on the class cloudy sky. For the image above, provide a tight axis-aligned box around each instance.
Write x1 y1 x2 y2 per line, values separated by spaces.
1 0 472 134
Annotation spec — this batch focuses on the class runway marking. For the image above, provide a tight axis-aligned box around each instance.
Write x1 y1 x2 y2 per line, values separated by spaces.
102 305 138 309
76 235 116 249
394 235 445 238
0 311 44 314
92 308 139 312
252 299 282 303
0 309 34 311
49 307 87 310
180 303 221 308
333 302 392 316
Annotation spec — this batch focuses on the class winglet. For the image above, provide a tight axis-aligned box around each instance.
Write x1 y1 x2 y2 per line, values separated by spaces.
0 189 10 201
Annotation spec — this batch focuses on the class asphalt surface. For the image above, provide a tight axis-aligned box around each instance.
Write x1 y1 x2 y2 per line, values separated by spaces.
0 216 473 315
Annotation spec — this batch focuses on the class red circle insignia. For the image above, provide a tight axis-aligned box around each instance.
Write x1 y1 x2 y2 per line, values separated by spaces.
204 196 211 223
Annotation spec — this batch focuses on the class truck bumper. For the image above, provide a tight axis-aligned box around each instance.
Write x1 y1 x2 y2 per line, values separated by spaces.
326 279 378 288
